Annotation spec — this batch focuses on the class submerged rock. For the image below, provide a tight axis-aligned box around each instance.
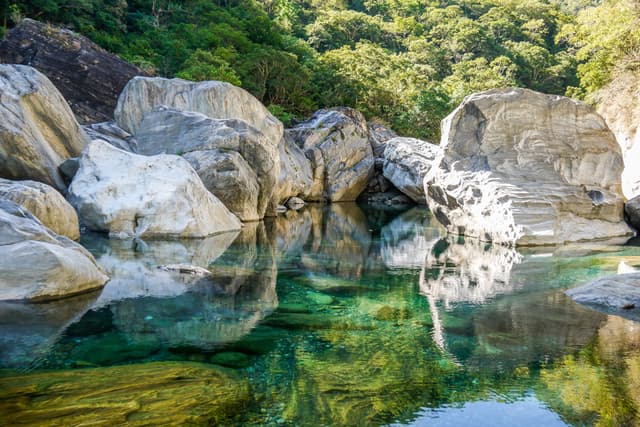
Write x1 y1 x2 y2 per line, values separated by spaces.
67 140 241 238
0 178 80 240
425 88 632 246
0 292 98 368
0 200 108 301
0 362 250 426
135 107 279 220
383 137 441 204
0 18 148 124
287 108 374 201
0 64 88 191
115 76 283 146
567 273 640 315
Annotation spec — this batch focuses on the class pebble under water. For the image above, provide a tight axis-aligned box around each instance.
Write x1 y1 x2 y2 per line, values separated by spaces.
1 203 640 426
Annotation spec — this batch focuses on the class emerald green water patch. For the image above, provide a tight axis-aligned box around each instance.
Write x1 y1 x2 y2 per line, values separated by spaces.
2 205 640 425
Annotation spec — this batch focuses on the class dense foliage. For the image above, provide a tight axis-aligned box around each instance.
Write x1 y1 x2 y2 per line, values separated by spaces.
1 0 632 139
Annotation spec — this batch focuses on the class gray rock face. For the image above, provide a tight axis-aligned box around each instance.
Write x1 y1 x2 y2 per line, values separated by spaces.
274 134 314 204
114 76 284 146
368 122 398 158
0 178 80 240
425 88 632 246
67 140 242 238
0 200 108 301
383 137 441 204
183 150 260 221
0 64 88 191
134 107 279 220
0 19 148 124
625 196 640 231
287 108 374 201
567 273 640 310
82 122 137 152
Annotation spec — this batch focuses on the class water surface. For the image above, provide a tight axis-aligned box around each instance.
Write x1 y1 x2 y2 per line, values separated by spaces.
1 204 640 426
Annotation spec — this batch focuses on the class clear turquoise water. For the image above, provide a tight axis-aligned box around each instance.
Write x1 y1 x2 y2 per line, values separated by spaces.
1 204 640 426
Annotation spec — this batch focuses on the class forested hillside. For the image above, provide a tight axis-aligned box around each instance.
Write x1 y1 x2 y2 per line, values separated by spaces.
1 0 638 138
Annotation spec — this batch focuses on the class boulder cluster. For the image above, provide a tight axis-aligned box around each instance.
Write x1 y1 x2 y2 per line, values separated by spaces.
0 20 638 303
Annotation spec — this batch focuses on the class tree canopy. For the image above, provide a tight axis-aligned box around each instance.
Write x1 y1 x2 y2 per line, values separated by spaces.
1 0 631 139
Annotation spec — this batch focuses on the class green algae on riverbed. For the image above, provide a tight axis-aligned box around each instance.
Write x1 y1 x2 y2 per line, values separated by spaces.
0 362 250 426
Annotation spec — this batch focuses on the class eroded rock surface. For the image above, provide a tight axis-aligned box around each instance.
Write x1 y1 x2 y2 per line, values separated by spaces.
0 19 148 124
0 64 88 191
287 108 374 201
425 88 631 246
67 140 241 238
0 178 79 240
0 200 108 301
595 70 640 199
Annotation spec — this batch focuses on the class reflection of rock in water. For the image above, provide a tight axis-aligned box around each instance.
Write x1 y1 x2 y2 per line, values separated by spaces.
299 203 372 280
265 209 313 261
41 226 279 365
420 236 611 368
381 208 444 269
421 236 523 308
84 232 239 305
0 291 98 368
467 292 606 368
107 223 278 352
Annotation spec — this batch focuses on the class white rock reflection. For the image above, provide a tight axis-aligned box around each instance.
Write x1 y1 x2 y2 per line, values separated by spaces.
88 232 240 306
381 208 444 269
420 237 523 308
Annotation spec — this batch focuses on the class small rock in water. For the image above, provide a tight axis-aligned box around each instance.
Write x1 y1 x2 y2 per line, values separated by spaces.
276 205 288 214
285 197 305 211
158 264 211 276
623 303 636 310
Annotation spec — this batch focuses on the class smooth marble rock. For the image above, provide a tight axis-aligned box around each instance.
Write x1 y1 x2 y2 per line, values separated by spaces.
0 200 108 301
114 76 283 146
425 88 632 246
0 178 79 240
135 107 279 220
0 64 88 191
67 140 241 238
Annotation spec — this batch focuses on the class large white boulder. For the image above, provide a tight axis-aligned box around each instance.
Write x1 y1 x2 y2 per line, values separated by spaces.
0 178 80 240
0 200 108 301
383 137 441 204
114 76 283 146
67 140 241 238
134 107 279 220
595 70 640 199
0 64 88 191
425 88 632 246
286 108 374 201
